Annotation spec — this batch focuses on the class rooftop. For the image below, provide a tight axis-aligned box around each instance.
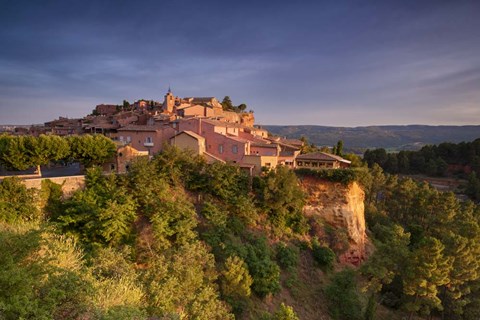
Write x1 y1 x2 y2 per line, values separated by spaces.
296 152 351 163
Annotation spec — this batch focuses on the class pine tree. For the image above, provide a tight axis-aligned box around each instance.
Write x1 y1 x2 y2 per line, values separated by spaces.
403 237 453 318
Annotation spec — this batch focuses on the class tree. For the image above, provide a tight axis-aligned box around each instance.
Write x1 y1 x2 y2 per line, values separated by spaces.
237 103 247 112
24 135 70 175
273 303 299 320
55 168 137 247
221 255 253 313
0 177 39 223
244 237 281 297
142 242 233 319
254 166 307 235
221 96 234 111
312 241 336 272
403 237 453 318
0 135 30 170
335 140 344 156
325 268 362 320
68 134 116 168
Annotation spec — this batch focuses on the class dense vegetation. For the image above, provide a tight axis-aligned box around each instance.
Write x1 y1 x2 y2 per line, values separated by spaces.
2 140 480 319
0 134 116 172
360 165 480 319
364 139 480 201
0 146 311 319
265 125 480 150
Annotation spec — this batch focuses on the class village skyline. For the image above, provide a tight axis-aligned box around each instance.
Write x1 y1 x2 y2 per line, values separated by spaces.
1 1 480 126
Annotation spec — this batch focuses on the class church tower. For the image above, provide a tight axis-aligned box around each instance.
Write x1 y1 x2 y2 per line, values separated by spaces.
162 86 175 113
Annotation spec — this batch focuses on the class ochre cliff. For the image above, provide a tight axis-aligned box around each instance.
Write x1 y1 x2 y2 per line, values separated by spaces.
300 176 367 265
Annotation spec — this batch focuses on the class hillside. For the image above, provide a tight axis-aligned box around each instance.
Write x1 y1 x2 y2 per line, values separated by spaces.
263 125 480 151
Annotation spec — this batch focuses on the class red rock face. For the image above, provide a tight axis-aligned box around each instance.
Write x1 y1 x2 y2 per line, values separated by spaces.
300 176 367 266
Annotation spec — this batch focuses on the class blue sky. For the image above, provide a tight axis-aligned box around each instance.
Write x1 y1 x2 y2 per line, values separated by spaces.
1 0 479 126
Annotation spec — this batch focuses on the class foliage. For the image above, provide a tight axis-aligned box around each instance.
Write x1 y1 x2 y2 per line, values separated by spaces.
272 303 300 320
67 134 116 168
361 163 480 318
221 96 248 113
275 242 299 270
311 240 336 272
0 134 116 171
53 168 137 247
364 138 480 179
142 241 233 319
0 177 39 223
295 167 363 184
0 226 94 319
243 236 281 297
254 166 308 235
325 268 362 320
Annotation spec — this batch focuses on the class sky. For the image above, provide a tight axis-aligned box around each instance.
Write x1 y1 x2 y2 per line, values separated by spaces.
1 0 479 126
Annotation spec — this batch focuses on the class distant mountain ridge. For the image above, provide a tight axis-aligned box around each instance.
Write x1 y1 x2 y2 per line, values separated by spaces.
263 125 480 151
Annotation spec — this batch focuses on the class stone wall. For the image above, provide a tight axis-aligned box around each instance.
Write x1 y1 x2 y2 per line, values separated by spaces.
22 175 86 197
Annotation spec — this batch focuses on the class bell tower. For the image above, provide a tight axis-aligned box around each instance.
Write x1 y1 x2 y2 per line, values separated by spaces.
162 86 175 113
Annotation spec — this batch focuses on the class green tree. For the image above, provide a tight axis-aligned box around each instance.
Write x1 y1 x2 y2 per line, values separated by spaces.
0 177 39 223
312 241 336 272
237 103 247 112
325 268 362 320
143 242 233 319
55 168 137 247
254 166 307 235
221 96 234 111
68 134 116 168
244 237 281 298
221 255 253 313
335 140 344 156
0 135 30 170
24 135 70 175
403 237 452 318
273 303 299 320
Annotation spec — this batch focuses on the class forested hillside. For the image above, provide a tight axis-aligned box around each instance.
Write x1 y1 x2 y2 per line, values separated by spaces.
1 146 480 319
264 125 480 150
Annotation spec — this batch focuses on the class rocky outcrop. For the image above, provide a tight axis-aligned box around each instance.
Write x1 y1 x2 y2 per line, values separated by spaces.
300 176 367 265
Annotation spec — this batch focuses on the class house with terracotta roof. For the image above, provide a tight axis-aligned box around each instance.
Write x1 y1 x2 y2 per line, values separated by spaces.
114 125 176 155
295 152 351 169
169 131 225 164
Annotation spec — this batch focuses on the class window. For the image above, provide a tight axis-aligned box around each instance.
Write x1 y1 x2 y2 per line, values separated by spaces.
219 144 224 154
232 145 238 154
146 137 153 143
127 136 131 142
119 136 124 141
265 162 271 167
297 161 303 166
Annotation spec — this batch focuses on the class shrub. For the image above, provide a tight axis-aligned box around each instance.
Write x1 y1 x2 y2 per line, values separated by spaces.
276 243 299 270
312 241 336 272
273 303 300 320
325 268 362 320
245 237 281 297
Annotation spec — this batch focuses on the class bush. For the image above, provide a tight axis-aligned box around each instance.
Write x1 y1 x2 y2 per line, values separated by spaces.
273 303 300 320
325 268 362 320
295 168 364 184
0 177 39 223
245 237 281 297
276 243 299 270
312 241 336 272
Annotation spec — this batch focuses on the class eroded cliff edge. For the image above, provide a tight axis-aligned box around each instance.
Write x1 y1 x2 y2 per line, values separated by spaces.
300 175 367 265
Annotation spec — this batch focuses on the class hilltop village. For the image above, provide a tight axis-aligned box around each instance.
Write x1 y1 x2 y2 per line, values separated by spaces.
5 89 351 175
